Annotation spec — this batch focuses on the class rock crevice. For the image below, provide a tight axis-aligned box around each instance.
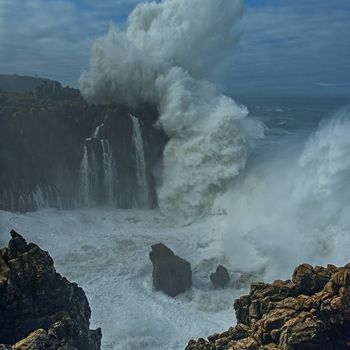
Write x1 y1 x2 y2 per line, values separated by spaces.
0 230 101 350
186 263 350 350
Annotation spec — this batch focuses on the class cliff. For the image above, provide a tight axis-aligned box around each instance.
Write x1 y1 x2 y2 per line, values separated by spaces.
0 80 166 212
186 263 350 350
0 230 101 349
0 74 50 93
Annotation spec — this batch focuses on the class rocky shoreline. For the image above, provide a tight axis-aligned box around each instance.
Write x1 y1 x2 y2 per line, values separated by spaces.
0 230 101 349
2 229 350 350
186 263 350 350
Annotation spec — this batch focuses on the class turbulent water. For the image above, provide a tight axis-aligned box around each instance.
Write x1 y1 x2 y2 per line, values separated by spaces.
80 0 263 221
1 98 350 350
0 209 243 349
1 0 349 348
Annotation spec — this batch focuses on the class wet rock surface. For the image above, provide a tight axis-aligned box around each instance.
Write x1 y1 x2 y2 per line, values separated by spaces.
0 78 165 212
0 230 102 349
210 265 230 288
150 243 192 297
186 263 350 350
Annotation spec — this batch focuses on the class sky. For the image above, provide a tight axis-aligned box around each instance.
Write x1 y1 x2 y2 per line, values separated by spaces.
0 0 349 92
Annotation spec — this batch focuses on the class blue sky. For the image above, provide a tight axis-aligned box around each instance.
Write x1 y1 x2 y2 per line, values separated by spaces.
0 0 349 92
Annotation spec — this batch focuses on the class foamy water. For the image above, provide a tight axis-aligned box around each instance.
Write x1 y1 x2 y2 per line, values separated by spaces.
1 106 350 350
0 208 249 350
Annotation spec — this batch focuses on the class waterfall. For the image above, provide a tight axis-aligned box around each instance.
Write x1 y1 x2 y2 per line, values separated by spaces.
78 121 116 206
93 123 104 138
130 114 150 208
78 114 150 208
79 142 92 206
32 185 49 209
101 139 115 204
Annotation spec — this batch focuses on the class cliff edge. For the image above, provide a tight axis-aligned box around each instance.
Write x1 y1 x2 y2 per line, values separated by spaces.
186 263 350 350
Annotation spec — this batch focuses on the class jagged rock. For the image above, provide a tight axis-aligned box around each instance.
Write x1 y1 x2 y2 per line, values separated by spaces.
210 265 230 288
186 263 350 350
150 243 192 297
0 230 102 349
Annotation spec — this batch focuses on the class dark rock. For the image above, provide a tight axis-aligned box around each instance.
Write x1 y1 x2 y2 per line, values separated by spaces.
210 265 230 288
186 263 350 350
292 263 331 295
0 82 166 212
7 229 28 259
0 230 102 350
150 243 192 297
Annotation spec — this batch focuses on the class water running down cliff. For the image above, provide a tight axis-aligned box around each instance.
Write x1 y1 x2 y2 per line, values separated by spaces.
80 0 263 222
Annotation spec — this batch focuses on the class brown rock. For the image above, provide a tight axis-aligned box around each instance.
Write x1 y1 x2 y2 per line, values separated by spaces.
186 262 350 350
0 230 102 350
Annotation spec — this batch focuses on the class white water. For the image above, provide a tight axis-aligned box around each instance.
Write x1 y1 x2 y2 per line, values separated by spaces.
80 0 263 221
79 124 117 206
101 139 115 205
94 123 104 138
1 185 61 212
0 208 249 350
130 114 151 208
2 110 350 350
79 143 93 206
2 0 350 347
32 185 50 210
215 109 350 281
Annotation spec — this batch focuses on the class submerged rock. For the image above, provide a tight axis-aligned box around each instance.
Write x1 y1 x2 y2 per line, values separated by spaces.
210 265 230 288
0 230 102 349
150 243 192 297
186 263 350 350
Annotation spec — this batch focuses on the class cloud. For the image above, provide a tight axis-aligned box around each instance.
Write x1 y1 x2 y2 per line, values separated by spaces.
0 0 142 86
230 0 350 90
0 0 348 90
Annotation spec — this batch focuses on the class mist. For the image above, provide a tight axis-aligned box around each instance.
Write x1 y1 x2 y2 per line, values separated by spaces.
80 0 263 221
1 0 350 349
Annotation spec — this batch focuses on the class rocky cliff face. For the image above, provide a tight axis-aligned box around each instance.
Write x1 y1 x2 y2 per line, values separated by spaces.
186 263 350 350
0 230 101 349
0 80 166 212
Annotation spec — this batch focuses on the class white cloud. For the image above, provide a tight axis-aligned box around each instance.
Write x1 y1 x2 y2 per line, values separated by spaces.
0 0 348 89
0 0 120 86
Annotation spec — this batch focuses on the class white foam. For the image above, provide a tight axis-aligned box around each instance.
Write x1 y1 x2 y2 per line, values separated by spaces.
80 0 263 222
216 109 350 280
0 208 247 350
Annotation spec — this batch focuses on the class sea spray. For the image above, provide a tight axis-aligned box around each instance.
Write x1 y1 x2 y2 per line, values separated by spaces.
219 109 350 280
80 0 264 221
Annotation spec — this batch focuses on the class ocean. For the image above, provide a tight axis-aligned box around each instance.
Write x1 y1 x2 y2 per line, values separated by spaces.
1 93 349 349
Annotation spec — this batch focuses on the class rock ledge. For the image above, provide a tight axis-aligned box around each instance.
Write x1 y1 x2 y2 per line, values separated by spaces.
186 263 350 350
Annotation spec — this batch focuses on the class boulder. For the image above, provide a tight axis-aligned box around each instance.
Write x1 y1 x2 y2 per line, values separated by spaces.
150 243 192 297
0 230 102 350
186 263 350 350
210 265 230 288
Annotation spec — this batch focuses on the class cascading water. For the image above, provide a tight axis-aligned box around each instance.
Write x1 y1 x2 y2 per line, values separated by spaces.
94 123 104 138
32 185 49 209
79 143 92 206
79 0 263 221
78 121 117 206
130 113 151 208
101 139 115 205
